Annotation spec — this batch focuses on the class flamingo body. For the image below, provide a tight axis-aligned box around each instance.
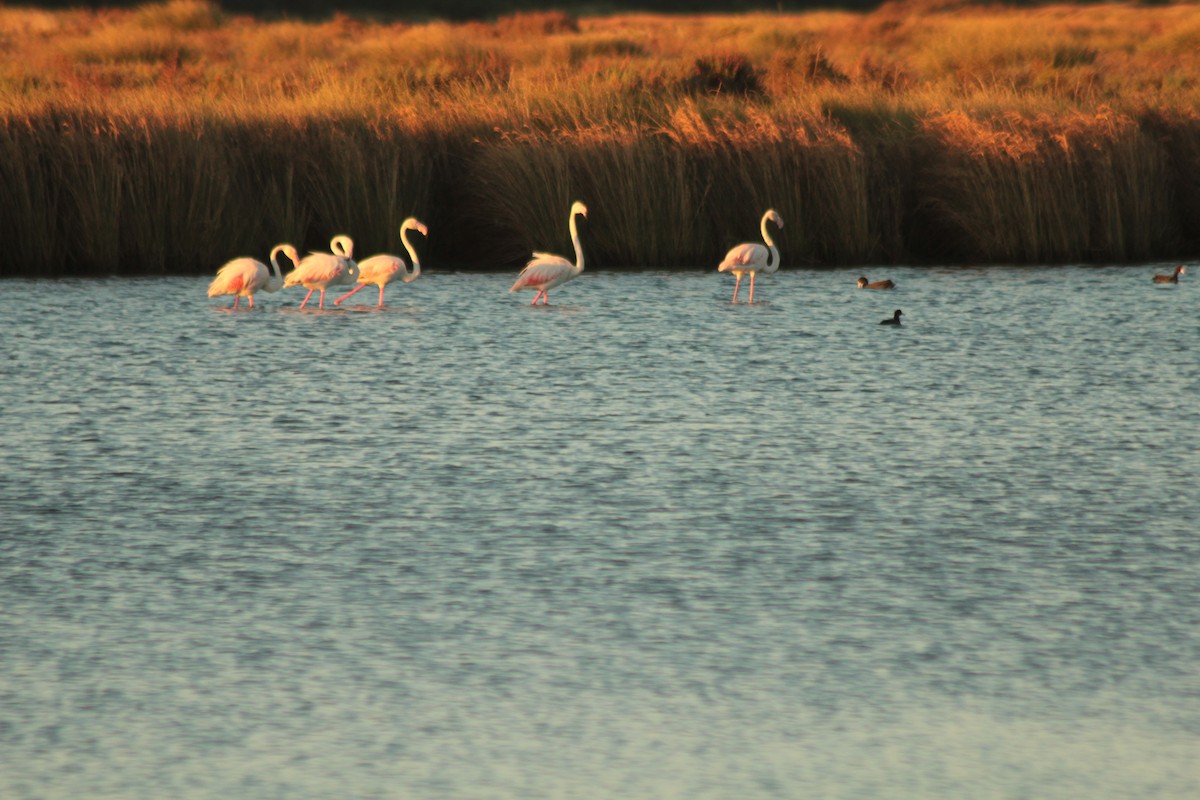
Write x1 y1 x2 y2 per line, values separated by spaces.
335 218 427 307
284 236 358 309
719 209 783 303
510 201 588 304
208 244 298 308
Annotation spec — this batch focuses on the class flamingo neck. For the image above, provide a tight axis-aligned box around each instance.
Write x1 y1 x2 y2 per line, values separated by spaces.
268 246 285 278
570 210 585 273
401 225 421 277
760 215 777 269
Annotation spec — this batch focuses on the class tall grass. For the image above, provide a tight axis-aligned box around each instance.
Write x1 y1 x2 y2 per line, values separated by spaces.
3 0 1200 275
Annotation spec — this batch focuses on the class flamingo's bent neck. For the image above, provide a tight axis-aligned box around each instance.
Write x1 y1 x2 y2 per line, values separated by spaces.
570 204 586 273
268 244 295 278
760 212 779 271
401 219 425 279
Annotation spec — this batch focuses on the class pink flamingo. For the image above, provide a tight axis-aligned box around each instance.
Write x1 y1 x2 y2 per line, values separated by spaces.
284 235 359 309
509 201 588 304
718 209 783 303
335 218 428 307
208 244 300 309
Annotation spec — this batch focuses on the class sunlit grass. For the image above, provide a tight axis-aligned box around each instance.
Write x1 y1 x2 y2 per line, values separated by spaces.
3 1 1200 274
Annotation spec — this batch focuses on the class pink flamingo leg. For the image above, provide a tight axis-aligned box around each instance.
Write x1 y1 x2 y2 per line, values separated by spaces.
530 289 545 305
731 273 743 302
248 295 255 309
748 273 756 304
299 288 315 308
377 285 386 306
318 289 327 309
232 296 240 309
335 283 368 305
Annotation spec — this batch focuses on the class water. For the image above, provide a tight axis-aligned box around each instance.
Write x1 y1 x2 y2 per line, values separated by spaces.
1 266 1198 799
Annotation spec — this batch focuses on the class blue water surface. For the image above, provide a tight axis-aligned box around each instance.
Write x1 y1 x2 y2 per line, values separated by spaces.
1 266 1198 798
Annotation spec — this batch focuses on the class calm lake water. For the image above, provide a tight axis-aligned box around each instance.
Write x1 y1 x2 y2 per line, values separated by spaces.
1 266 1198 798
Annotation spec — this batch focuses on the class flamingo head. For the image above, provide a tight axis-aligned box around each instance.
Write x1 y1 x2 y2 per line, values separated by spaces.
402 218 429 238
764 209 783 228
330 235 354 259
571 201 588 219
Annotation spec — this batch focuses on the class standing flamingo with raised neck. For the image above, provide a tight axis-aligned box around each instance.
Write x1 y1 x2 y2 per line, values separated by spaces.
718 209 783 303
284 235 359 309
208 243 300 309
509 201 588 305
335 218 428 307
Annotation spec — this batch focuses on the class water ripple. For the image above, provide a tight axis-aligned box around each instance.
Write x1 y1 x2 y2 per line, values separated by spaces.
1 267 1198 799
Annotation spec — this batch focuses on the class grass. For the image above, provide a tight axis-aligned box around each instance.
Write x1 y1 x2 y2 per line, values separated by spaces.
2 0 1200 275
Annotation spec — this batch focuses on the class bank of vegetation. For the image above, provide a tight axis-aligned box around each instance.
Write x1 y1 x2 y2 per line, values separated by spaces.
2 0 1199 275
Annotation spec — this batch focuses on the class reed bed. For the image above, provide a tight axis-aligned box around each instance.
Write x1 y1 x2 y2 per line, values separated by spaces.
3 0 1200 275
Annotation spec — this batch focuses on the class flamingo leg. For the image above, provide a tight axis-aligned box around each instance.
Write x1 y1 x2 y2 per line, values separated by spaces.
377 285 386 307
335 282 367 305
232 295 240 309
318 289 327 309
248 295 255 309
748 273 757 303
530 289 545 305
731 273 743 302
300 288 315 308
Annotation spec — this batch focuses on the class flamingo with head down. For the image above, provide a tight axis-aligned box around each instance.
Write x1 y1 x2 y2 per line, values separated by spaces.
718 209 783 303
284 235 359 309
335 218 428 307
208 244 300 309
509 201 588 305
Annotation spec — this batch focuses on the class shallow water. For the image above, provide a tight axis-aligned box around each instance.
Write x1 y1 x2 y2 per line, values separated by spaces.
1 266 1198 798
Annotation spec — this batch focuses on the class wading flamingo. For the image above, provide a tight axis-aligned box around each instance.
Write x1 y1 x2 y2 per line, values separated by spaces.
880 309 903 326
208 243 300 309
284 235 359 309
857 276 895 289
335 218 428 307
510 201 588 304
718 209 783 303
1153 265 1185 284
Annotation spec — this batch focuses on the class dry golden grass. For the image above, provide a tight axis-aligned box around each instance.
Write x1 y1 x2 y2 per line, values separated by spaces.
3 0 1200 274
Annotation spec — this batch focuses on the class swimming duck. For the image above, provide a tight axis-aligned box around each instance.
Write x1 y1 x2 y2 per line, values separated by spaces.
880 309 903 326
1152 265 1185 284
857 276 895 289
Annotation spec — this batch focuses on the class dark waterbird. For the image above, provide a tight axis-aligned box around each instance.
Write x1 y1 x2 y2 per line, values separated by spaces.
1152 265 1185 284
857 276 895 289
880 309 903 325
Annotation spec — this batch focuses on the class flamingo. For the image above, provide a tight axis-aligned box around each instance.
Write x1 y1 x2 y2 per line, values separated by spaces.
208 243 300 309
284 235 359 309
857 276 895 289
880 309 903 326
509 201 588 304
718 209 783 303
335 218 428 307
1152 265 1185 284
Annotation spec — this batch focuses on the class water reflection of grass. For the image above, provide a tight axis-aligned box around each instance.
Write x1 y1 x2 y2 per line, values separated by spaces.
3 1 1199 275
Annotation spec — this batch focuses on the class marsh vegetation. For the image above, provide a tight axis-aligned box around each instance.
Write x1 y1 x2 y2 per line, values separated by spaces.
2 0 1199 274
